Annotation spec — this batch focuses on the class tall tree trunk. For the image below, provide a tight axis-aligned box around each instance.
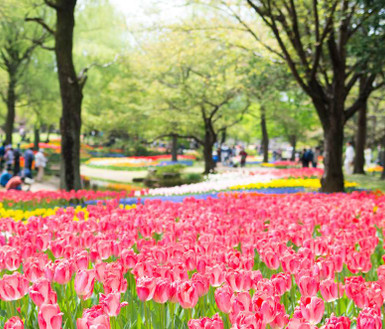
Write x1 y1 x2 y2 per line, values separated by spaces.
203 142 216 174
353 78 368 174
34 126 40 151
381 135 385 180
289 135 297 161
320 110 345 192
46 124 53 143
203 122 216 174
5 76 16 145
55 1 82 190
260 107 269 163
171 134 178 162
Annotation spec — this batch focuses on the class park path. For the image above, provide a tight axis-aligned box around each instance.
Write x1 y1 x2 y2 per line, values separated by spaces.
80 165 204 183
29 164 264 191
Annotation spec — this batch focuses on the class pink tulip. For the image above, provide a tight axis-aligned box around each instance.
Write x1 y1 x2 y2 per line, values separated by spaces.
208 265 226 287
300 296 325 325
298 275 320 297
214 285 233 314
263 250 280 270
188 313 224 329
77 305 111 329
30 278 57 308
153 278 171 304
192 273 209 297
226 270 252 292
73 250 89 271
74 269 96 300
270 304 289 329
320 279 343 302
357 308 382 329
233 311 264 329
53 260 72 285
272 273 291 296
4 316 24 329
321 314 350 329
0 273 29 301
136 276 156 302
95 262 107 282
100 292 128 317
103 263 127 294
24 258 45 283
120 249 137 270
37 304 63 329
252 290 277 324
0 246 21 271
177 281 199 309
230 292 252 323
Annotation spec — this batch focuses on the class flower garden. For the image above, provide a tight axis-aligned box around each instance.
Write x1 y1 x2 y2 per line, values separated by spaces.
0 168 384 329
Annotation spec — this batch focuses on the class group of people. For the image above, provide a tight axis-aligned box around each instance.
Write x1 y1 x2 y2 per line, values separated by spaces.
0 143 47 190
300 147 321 168
213 144 248 168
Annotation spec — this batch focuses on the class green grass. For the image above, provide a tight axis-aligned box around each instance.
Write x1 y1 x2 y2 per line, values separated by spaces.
347 173 385 192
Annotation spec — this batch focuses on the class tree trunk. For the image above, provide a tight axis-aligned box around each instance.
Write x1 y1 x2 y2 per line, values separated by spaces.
320 112 345 192
34 126 40 151
260 107 269 163
45 124 52 142
203 142 216 174
203 122 216 174
5 77 16 145
171 134 178 162
289 135 297 161
353 78 368 174
381 135 385 180
55 1 83 190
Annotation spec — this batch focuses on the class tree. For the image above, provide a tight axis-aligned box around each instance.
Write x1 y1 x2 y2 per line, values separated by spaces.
28 0 85 190
0 9 46 144
244 0 385 191
137 29 249 173
353 76 369 174
191 0 384 191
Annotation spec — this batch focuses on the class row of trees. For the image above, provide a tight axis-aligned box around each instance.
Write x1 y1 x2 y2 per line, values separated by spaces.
0 0 384 191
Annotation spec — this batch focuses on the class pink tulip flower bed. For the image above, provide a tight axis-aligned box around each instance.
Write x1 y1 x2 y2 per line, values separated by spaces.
0 190 126 209
0 191 384 329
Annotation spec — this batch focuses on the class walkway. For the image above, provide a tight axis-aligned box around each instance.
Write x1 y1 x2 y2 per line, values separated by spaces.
80 165 204 183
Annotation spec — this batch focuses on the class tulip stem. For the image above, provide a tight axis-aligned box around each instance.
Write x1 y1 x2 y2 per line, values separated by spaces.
111 316 117 329
170 303 175 329
382 305 385 329
144 302 150 329
161 302 165 328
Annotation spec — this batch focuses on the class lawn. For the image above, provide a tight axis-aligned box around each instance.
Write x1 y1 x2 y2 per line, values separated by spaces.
347 173 385 192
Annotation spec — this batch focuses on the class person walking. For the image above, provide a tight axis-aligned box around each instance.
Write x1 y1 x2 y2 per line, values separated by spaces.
240 148 248 168
344 141 355 175
0 142 5 169
4 146 14 168
306 148 314 168
24 147 35 172
35 149 47 182
300 149 309 167
312 147 321 168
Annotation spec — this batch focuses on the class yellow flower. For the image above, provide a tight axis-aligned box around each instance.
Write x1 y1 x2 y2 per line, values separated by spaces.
230 178 358 190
